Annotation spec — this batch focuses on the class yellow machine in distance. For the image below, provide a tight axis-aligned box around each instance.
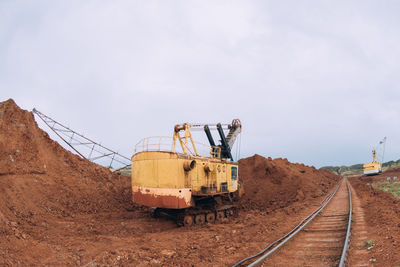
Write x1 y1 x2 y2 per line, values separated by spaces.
363 150 382 175
131 119 243 226
363 137 386 176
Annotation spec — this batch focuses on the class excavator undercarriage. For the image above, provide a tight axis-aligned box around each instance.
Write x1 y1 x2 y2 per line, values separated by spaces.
152 183 243 226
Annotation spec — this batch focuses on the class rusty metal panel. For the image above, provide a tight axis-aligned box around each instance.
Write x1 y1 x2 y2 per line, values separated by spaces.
132 186 192 209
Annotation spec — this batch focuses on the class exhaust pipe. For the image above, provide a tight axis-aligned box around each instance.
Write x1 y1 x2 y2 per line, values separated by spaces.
183 160 196 171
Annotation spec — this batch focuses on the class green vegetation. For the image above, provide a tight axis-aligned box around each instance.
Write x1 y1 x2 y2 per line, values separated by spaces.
118 165 131 176
320 159 400 177
364 240 374 249
372 181 400 198
383 159 400 169
320 163 364 177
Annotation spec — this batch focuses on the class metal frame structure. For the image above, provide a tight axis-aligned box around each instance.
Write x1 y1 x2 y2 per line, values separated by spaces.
171 120 242 161
32 108 131 171
378 136 387 165
173 123 199 157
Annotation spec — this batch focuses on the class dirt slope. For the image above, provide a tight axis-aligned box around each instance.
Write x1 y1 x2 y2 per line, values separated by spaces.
239 154 339 211
0 99 132 264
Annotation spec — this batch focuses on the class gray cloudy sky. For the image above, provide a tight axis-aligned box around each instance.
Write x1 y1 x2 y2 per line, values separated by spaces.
1 1 399 168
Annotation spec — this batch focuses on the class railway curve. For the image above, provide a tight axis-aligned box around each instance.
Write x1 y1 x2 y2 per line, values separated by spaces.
234 179 352 266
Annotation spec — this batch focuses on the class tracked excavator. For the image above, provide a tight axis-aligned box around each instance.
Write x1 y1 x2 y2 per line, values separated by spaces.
131 119 243 226
363 150 382 175
363 137 386 175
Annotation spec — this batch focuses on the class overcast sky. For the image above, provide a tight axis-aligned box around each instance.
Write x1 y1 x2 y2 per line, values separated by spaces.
1 1 399 168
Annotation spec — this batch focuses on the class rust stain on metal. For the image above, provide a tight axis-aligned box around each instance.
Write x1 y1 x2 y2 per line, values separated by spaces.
132 186 192 209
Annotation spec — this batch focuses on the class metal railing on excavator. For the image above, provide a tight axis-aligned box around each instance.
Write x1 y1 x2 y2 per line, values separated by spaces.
133 136 213 158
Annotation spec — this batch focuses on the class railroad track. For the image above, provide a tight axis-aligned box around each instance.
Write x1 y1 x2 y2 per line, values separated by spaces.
233 179 352 267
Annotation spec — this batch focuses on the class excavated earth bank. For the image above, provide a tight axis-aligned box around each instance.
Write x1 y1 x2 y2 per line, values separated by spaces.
0 99 340 266
239 155 339 212
348 170 400 266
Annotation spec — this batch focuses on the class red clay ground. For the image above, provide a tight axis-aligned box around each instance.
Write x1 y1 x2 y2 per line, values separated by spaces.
348 170 400 266
0 99 340 266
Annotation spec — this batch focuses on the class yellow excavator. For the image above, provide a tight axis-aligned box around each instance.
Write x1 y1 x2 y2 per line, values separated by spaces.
363 149 382 175
363 137 386 175
131 119 243 226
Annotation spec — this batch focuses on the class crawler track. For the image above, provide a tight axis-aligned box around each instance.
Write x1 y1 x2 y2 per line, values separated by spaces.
234 179 352 267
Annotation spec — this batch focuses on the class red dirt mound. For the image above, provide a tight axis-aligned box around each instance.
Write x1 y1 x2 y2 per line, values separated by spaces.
0 99 132 263
239 154 340 211
0 99 131 212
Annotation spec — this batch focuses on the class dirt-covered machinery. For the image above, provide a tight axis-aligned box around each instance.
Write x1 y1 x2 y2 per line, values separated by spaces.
131 119 243 226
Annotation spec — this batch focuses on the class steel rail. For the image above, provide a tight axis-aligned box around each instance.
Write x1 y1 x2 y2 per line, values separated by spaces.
233 179 344 267
339 179 352 267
